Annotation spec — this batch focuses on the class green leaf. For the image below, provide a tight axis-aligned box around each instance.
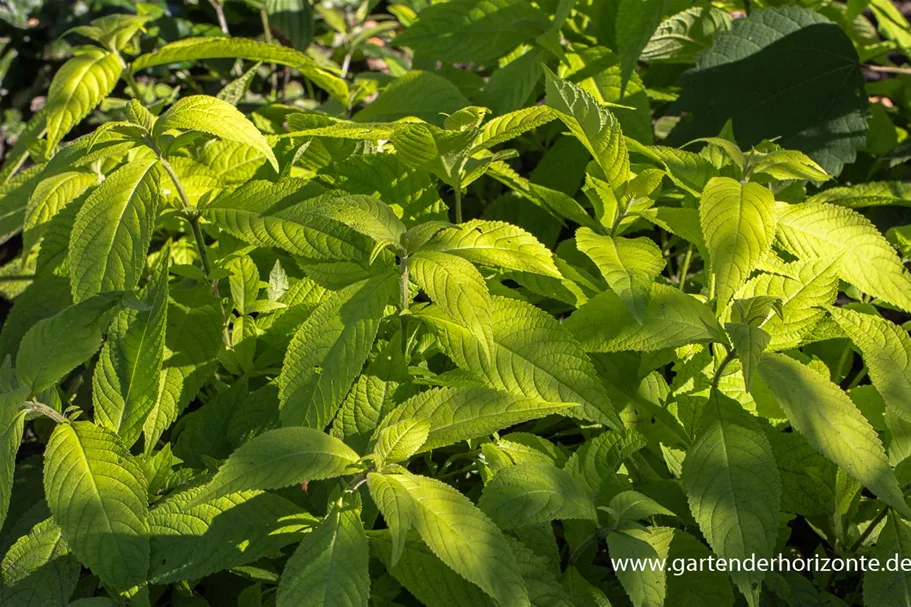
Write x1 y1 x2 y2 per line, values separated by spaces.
43 421 149 592
700 177 777 310
478 462 596 529
576 228 665 321
545 71 630 191
367 473 414 568
473 106 556 152
0 518 80 607
606 526 670 607
380 386 576 453
416 296 621 427
279 273 396 428
864 511 911 607
155 95 278 171
393 0 549 64
191 427 360 504
65 14 151 52
23 169 97 252
608 491 675 526
417 219 561 278
775 201 911 312
827 307 911 423
44 47 122 155
806 181 911 208
16 294 120 394
385 473 529 607
757 353 911 517
373 419 431 464
276 507 370 607
671 6 868 176
148 485 316 584
725 322 770 391
409 251 494 357
565 284 724 352
92 254 168 447
564 429 647 500
353 71 470 126
226 255 260 315
682 393 780 606
0 387 28 530
132 37 348 103
642 6 732 64
616 0 667 95
68 159 161 301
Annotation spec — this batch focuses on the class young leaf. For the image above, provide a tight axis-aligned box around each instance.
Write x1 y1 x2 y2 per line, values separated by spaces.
545 71 630 191
409 251 494 358
16 293 120 395
373 419 431 464
775 201 911 312
44 47 122 155
386 473 529 607
279 272 397 428
827 307 911 423
23 169 98 252
92 254 169 447
700 177 776 311
576 228 665 321
43 422 149 592
757 353 911 516
367 473 415 568
682 392 780 606
154 96 279 171
725 322 770 391
68 159 161 301
472 106 556 152
132 37 348 102
191 427 360 505
478 462 596 529
276 507 370 607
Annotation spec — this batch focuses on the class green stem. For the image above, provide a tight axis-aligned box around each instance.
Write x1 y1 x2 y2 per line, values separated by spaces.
677 244 693 291
454 186 463 224
850 505 890 553
0 274 35 282
847 365 869 390
189 216 214 279
21 401 67 424
209 0 230 35
711 349 737 392
260 8 279 95
123 70 143 102
160 158 216 286
400 257 410 354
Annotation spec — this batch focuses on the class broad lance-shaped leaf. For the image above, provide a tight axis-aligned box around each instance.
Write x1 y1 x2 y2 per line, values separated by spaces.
0 518 81 607
757 353 911 517
191 427 360 504
380 386 576 453
149 486 317 584
92 254 169 447
23 169 97 251
383 473 529 607
154 95 278 171
367 473 414 568
373 419 431 464
416 296 621 428
132 37 348 102
545 70 629 191
682 392 780 607
616 0 666 95
43 422 149 592
576 227 665 321
279 273 397 429
472 106 556 152
700 177 776 311
16 293 120 395
565 284 724 352
417 219 561 278
277 507 370 607
827 307 911 423
478 462 596 529
68 159 161 301
0 387 28 530
606 527 671 607
409 251 494 358
775 201 911 312
44 47 121 154
865 511 911 607
726 322 770 391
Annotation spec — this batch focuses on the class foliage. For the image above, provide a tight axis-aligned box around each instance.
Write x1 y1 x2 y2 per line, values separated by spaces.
1 0 911 606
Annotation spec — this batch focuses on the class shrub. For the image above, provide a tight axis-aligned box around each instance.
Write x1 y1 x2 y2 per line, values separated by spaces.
1 1 911 606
